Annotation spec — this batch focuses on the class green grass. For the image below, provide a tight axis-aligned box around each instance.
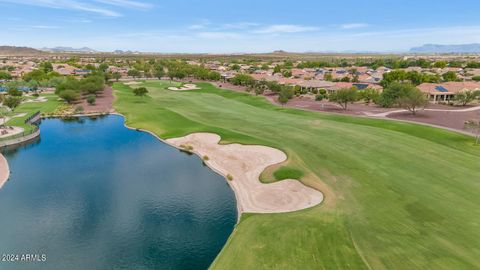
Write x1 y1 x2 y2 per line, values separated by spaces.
113 80 480 270
273 166 304 180
5 93 61 132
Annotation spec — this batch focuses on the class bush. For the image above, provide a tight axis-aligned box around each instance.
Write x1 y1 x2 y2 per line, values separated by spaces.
273 166 304 180
226 174 234 181
7 88 23 97
278 86 294 105
329 87 358 110
59 90 80 104
87 95 96 105
133 87 148 96
202 155 209 161
3 96 22 111
378 82 414 108
359 88 380 105
74 105 84 113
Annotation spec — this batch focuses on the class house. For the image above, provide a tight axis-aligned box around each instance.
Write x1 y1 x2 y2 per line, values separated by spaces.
53 63 76 75
417 82 480 103
73 69 91 76
331 82 382 93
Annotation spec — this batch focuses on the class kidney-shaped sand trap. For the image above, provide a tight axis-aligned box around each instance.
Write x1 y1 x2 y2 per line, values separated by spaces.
167 133 323 213
168 84 200 91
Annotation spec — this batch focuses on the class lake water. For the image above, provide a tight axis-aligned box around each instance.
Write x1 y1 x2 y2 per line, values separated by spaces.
0 115 237 269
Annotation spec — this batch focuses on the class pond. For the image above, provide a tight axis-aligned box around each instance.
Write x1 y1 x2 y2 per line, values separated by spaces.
0 115 237 269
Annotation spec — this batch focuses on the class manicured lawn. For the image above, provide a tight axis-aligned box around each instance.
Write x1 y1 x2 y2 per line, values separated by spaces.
273 166 304 180
114 81 480 270
5 93 61 132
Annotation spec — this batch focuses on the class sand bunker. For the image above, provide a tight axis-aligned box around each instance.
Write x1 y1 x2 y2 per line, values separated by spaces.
0 154 10 189
124 81 141 85
23 96 48 103
167 133 323 213
0 126 24 138
168 84 200 91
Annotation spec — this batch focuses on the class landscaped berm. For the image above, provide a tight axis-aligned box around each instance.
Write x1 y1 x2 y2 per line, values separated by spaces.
113 80 480 270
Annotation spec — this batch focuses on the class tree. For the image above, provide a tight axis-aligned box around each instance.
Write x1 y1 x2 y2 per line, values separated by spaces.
230 74 255 86
464 120 480 145
278 87 294 105
329 88 358 110
154 68 165 80
0 71 12 80
133 87 148 97
7 88 23 97
442 71 458 82
112 72 121 82
231 64 240 71
40 61 53 73
98 63 109 72
23 69 47 82
0 106 8 127
378 82 414 108
282 70 292 77
273 65 281 74
454 90 480 106
396 87 427 115
87 95 96 105
3 96 22 111
472 76 480 82
324 73 333 81
127 69 141 79
59 90 80 104
208 71 221 81
359 88 380 105
433 61 447 68
315 89 328 101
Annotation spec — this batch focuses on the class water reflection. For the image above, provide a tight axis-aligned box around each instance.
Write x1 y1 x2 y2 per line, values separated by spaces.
0 115 236 270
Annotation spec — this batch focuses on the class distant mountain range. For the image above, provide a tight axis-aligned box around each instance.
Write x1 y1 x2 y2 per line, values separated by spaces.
40 46 97 53
0 46 43 55
409 43 480 53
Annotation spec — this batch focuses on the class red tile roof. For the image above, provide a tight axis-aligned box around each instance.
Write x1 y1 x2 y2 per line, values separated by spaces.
418 82 480 94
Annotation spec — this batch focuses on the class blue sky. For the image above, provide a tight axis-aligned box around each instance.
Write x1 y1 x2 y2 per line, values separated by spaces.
1 0 480 53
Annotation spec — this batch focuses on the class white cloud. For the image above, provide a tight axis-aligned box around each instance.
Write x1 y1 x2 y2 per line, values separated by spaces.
68 19 93 23
196 32 243 39
340 23 369 29
0 0 121 17
222 22 259 30
253 24 319 34
94 0 152 10
187 19 211 30
30 25 62 29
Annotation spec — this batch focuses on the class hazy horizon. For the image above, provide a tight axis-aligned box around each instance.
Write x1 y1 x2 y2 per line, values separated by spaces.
1 0 480 53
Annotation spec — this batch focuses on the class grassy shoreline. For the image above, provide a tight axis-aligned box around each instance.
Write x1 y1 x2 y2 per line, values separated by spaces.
114 80 480 269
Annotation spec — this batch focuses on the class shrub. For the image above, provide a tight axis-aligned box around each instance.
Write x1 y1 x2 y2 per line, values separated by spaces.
202 155 209 161
133 87 148 96
378 82 414 108
7 88 23 97
226 174 234 181
329 87 358 110
3 96 22 111
74 105 84 113
87 95 96 105
59 90 80 104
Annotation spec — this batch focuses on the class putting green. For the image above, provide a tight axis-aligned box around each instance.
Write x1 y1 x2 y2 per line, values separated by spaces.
114 81 480 270
5 93 61 132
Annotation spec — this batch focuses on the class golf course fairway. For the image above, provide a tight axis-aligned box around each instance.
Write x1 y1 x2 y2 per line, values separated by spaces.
113 81 480 270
